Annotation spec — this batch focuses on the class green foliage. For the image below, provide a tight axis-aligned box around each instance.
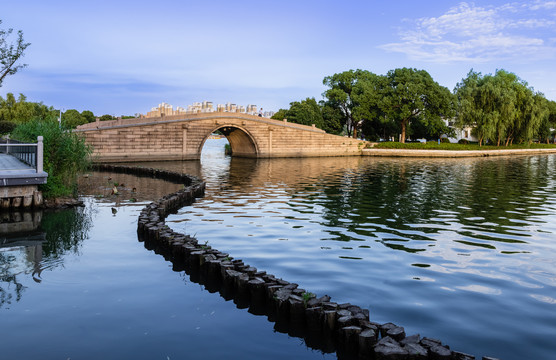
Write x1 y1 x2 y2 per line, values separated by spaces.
374 141 556 151
440 137 451 143
62 109 87 129
323 69 376 138
454 69 549 146
270 108 287 120
99 114 114 121
379 68 455 143
81 110 95 123
0 120 15 135
458 138 469 145
1 20 30 87
272 98 343 135
0 93 57 124
11 117 91 198
283 98 324 128
302 292 315 307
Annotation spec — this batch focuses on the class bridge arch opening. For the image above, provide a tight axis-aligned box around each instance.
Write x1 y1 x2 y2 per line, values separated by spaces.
199 125 258 158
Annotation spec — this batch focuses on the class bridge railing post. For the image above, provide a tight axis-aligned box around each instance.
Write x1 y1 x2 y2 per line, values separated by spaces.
37 136 44 173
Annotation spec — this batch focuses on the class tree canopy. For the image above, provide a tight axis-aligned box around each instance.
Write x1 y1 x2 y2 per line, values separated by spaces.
62 109 88 129
271 98 343 135
0 20 30 87
322 69 375 138
454 69 550 145
0 93 57 124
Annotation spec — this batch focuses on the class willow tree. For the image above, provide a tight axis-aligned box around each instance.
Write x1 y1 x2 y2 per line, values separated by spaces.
455 69 548 146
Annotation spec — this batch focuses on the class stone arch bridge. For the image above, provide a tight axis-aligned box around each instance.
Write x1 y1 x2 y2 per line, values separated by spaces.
76 112 367 162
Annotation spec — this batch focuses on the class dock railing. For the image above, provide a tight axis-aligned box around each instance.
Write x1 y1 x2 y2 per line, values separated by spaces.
0 136 44 173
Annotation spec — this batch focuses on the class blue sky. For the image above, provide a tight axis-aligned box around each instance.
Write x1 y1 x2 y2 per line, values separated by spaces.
2 0 556 116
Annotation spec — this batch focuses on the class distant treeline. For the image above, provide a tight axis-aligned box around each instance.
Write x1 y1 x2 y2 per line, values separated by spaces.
272 68 556 145
0 93 133 134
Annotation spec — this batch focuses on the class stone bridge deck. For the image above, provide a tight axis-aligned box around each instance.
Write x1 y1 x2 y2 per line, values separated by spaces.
76 112 368 162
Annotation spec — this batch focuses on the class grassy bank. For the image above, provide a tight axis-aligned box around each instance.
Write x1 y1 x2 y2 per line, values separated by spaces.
373 142 556 151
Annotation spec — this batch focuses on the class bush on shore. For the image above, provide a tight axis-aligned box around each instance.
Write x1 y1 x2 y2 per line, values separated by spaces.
11 117 91 198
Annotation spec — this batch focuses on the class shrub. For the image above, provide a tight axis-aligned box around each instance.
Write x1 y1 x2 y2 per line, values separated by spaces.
440 137 451 143
0 121 16 135
458 138 469 145
11 117 91 198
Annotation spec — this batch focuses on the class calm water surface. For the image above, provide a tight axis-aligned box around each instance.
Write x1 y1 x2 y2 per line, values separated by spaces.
0 166 334 360
163 139 556 360
2 138 556 360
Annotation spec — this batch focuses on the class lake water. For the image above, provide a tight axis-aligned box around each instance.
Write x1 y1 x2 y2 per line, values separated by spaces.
1 138 556 359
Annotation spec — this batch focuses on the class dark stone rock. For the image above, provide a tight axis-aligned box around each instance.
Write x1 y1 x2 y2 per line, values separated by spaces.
322 310 336 332
283 283 298 290
337 315 356 329
402 342 428 360
386 326 406 341
420 337 443 349
359 327 378 355
248 278 265 301
307 295 331 308
305 306 322 331
380 322 398 337
339 325 361 352
452 351 475 360
336 309 352 319
322 302 338 310
400 334 420 345
374 336 409 360
481 357 501 360
429 344 452 360
292 288 305 296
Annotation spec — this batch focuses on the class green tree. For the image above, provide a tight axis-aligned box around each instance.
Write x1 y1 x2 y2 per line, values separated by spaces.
352 73 392 140
379 68 454 143
0 120 16 135
99 114 114 121
272 98 342 134
271 108 287 121
320 101 343 135
0 20 30 87
455 69 548 146
283 98 324 128
62 109 87 129
323 69 375 138
0 93 56 124
536 99 556 144
81 110 95 123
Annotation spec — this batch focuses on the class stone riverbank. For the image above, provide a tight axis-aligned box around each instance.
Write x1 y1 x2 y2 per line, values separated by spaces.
93 163 500 360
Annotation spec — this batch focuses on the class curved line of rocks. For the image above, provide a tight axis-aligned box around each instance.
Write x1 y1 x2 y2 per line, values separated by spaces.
93 164 497 360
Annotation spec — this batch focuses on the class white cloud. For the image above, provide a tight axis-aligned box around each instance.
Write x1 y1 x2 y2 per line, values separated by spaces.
380 1 556 63
529 1 556 10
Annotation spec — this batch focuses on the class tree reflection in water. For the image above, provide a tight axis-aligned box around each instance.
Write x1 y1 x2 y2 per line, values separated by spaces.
0 206 92 308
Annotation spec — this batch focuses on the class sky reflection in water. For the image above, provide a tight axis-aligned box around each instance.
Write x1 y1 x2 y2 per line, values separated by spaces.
164 139 556 360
